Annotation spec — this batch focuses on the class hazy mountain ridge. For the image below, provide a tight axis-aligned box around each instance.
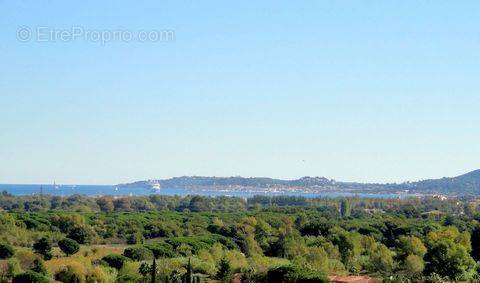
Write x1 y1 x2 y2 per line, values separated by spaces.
118 170 480 195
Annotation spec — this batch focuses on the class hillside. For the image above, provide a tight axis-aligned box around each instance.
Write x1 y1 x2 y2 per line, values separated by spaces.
118 169 480 195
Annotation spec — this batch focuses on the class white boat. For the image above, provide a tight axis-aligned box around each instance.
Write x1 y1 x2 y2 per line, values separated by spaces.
151 182 161 191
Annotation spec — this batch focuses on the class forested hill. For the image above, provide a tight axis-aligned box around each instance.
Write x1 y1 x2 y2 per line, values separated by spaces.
119 176 335 188
118 169 480 195
402 169 480 194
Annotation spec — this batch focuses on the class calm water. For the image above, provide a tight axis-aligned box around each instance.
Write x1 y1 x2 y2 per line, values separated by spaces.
0 184 405 199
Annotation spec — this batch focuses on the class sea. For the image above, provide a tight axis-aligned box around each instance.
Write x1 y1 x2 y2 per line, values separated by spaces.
0 184 407 199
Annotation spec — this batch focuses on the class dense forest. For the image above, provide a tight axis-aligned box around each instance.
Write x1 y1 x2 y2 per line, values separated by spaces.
1 192 480 282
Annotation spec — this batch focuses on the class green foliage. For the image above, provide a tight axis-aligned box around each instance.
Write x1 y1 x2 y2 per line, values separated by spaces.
123 246 154 261
67 226 91 244
185 258 193 283
424 238 476 280
0 243 15 259
12 271 49 283
6 258 22 279
32 237 52 260
3 195 480 281
401 254 424 279
126 232 144 244
145 242 176 258
340 199 351 218
55 266 83 283
102 254 129 270
397 235 427 259
138 262 151 277
58 238 80 256
31 259 48 276
216 258 232 283
267 265 329 283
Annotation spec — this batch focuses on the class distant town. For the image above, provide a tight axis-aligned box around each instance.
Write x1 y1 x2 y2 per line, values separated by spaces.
118 169 480 197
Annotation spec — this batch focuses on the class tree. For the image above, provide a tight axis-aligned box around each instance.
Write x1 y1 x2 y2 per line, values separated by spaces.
67 226 90 244
127 232 144 245
96 197 114 212
151 258 157 283
397 235 427 259
102 254 129 270
471 225 480 261
216 258 232 283
424 238 476 280
368 243 394 276
55 266 82 283
12 271 49 283
58 238 80 256
340 199 351 217
123 246 154 261
402 254 424 279
138 262 151 282
185 258 193 283
267 265 329 283
33 237 52 260
0 243 15 259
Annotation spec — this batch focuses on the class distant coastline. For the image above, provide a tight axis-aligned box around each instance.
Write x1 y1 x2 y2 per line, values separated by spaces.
118 169 480 196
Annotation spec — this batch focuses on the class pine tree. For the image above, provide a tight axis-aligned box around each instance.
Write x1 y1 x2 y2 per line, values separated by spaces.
340 199 351 217
216 258 232 283
185 257 193 283
150 258 156 283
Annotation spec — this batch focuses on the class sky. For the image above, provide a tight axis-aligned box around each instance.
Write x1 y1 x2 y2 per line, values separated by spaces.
1 1 479 184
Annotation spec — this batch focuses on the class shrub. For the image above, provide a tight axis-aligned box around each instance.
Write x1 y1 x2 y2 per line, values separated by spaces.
118 261 142 281
14 249 40 271
126 232 144 245
0 243 15 259
86 266 115 283
102 254 129 270
33 237 52 260
55 266 83 283
67 226 91 244
123 246 153 261
58 238 80 256
267 265 329 283
6 258 22 278
12 271 49 283
31 259 48 276
145 242 176 258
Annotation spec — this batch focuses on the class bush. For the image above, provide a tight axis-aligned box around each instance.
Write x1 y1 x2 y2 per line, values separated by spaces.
123 246 154 261
86 266 115 283
31 259 48 276
126 232 144 245
67 226 91 244
6 258 22 278
58 238 80 256
102 254 129 270
267 265 329 283
33 237 52 260
145 242 176 258
12 271 49 283
0 243 15 259
55 266 83 283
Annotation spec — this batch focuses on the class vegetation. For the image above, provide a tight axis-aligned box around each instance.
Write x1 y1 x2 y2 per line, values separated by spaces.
2 193 480 281
32 237 52 260
57 238 80 256
12 271 49 283
0 243 15 259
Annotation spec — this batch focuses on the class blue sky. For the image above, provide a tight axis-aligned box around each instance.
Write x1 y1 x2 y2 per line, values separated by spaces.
1 1 479 184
